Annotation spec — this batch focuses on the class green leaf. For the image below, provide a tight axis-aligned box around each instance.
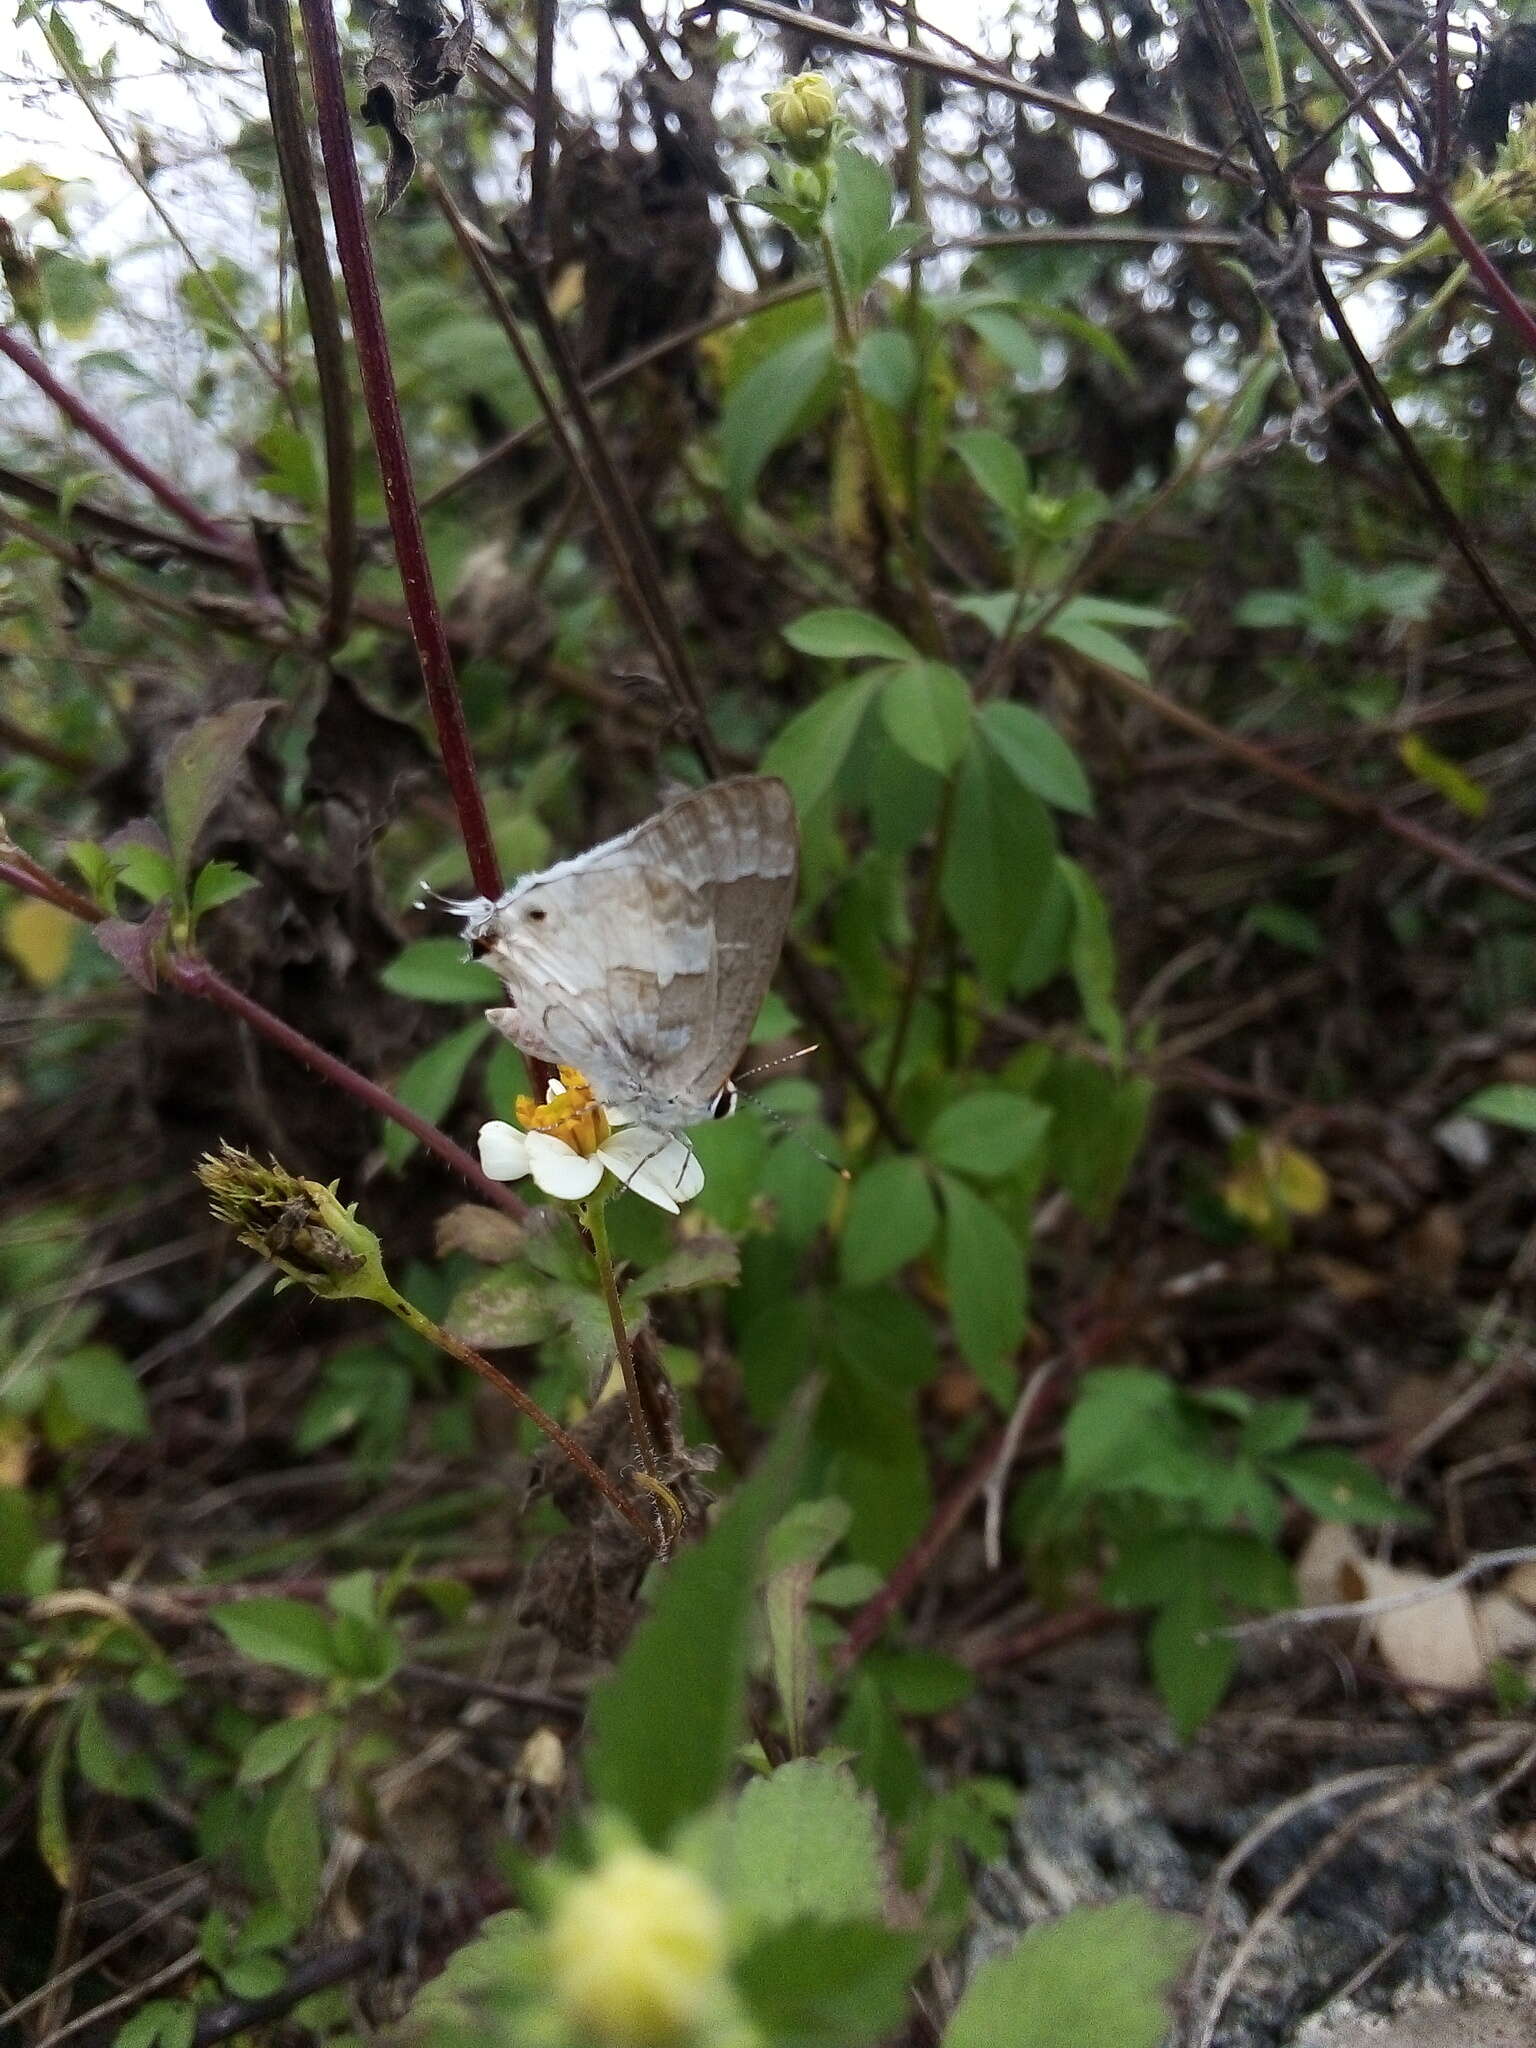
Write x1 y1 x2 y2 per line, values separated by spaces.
112 842 178 907
924 1092 1050 1180
383 1020 487 1169
1059 858 1122 1061
1101 1528 1294 1614
1045 605 1151 681
51 1346 150 1438
879 661 972 774
705 1760 885 1931
940 734 1056 998
1037 1056 1152 1220
1148 1584 1236 1737
783 608 917 661
943 1898 1198 2048
764 1500 852 1755
115 2000 197 2048
380 938 502 1003
163 701 274 889
840 1156 938 1286
1460 1083 1536 1132
210 1598 336 1679
964 306 1045 380
856 329 919 411
940 1175 1025 1404
721 324 835 513
238 1713 331 1785
1240 1397 1310 1458
763 672 882 816
446 1268 560 1349
977 700 1092 816
952 428 1032 529
1267 1447 1427 1526
628 1237 741 1299
189 860 259 921
738 1920 925 2048
828 147 917 296
265 1765 323 1923
1060 1367 1183 1500
585 1395 813 1842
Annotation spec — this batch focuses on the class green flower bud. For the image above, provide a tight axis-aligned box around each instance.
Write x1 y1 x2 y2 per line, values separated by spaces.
196 1143 394 1304
764 72 839 164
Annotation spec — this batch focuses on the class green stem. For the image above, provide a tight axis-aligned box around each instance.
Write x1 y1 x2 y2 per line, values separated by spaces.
384 1286 662 1552
583 1197 680 1550
817 226 945 657
1246 0 1288 167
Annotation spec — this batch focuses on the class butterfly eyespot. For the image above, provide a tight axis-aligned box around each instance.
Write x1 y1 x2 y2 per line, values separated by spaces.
709 1083 738 1121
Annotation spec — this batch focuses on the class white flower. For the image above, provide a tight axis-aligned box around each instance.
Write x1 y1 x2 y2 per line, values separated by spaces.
477 1068 704 1214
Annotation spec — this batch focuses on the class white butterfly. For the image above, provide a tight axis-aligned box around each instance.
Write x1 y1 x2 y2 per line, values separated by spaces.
460 777 799 1131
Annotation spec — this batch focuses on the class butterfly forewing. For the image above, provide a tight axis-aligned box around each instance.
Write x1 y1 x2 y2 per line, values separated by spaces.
470 777 797 1127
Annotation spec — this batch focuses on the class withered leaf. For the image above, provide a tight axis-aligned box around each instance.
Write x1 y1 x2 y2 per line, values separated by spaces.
360 0 475 215
94 901 171 992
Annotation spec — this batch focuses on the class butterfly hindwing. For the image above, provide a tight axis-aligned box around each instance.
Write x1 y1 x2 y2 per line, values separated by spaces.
472 778 797 1125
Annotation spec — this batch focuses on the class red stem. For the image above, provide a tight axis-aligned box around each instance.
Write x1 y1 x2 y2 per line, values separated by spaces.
294 0 502 903
0 858 527 1221
0 327 235 550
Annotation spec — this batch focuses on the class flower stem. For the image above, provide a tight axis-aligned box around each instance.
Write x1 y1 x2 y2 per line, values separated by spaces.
383 1288 663 1551
583 1197 680 1553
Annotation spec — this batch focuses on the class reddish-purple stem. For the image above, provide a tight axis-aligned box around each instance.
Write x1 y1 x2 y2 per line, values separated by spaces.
1428 195 1536 355
0 326 235 550
0 858 527 1220
294 0 502 903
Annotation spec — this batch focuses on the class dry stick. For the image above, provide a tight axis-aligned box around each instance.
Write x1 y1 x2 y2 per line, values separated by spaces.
1197 0 1536 682
500 223 719 758
258 0 358 650
704 0 1240 182
1080 654 1536 910
527 0 557 263
1311 259 1536 677
427 176 701 751
0 328 237 551
1193 1732 1527 2048
1277 0 1536 355
0 461 247 572
295 0 502 903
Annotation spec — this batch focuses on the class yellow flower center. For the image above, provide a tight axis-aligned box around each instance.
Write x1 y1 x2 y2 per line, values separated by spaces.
515 1065 611 1158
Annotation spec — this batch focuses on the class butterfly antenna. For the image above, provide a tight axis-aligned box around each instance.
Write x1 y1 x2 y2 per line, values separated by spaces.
733 1051 851 1179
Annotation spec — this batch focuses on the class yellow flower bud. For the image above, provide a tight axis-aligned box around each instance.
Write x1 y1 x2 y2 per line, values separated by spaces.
545 1846 729 2046
764 72 839 164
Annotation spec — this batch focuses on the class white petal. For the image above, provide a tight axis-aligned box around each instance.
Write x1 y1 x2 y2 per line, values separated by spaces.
478 1120 530 1180
600 1127 703 1212
525 1131 604 1202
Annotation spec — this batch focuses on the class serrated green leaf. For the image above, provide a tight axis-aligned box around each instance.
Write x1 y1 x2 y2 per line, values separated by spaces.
586 1395 813 1841
707 1760 885 1932
840 1155 938 1286
189 860 259 921
879 660 971 774
738 1919 925 2047
1148 1584 1236 1737
943 1897 1198 2048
